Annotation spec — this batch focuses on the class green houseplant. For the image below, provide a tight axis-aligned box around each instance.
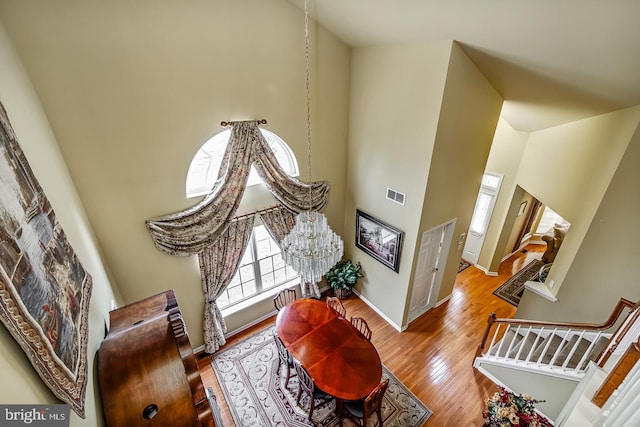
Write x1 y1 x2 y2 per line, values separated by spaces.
325 259 364 299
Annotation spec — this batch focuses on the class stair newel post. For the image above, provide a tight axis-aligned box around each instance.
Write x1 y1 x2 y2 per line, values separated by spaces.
596 301 640 368
592 338 640 407
476 312 497 360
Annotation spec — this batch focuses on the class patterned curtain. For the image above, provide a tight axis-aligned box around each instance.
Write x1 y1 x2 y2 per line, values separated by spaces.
145 121 330 256
198 215 255 353
252 129 329 213
260 206 320 299
145 120 336 351
145 122 258 256
260 206 297 243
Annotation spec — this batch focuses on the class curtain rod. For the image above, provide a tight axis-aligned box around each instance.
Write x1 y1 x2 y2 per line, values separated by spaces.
232 205 281 221
220 119 267 127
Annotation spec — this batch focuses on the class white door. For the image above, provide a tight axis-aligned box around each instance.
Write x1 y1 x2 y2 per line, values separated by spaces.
462 172 503 265
408 221 453 323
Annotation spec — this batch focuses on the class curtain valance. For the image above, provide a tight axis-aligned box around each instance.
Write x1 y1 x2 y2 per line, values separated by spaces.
145 120 329 256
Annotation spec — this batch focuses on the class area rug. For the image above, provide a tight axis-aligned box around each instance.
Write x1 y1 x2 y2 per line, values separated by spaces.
493 259 546 307
458 259 471 273
212 325 432 426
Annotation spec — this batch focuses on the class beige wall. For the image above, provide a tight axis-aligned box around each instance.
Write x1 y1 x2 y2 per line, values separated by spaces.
478 118 528 272
476 105 640 322
414 42 503 309
0 0 351 341
0 20 118 427
514 107 638 292
517 113 640 322
346 40 502 328
345 40 452 328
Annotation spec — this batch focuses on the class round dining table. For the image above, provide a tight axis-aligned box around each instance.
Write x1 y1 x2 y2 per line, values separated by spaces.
275 298 382 402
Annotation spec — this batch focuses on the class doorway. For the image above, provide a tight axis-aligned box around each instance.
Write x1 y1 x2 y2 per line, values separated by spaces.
408 220 455 323
462 172 503 265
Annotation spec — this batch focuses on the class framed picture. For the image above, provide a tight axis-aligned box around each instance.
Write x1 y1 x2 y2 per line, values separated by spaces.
518 200 528 216
0 102 92 417
355 209 404 272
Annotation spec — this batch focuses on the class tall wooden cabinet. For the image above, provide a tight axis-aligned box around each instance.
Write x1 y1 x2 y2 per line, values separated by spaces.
98 290 217 426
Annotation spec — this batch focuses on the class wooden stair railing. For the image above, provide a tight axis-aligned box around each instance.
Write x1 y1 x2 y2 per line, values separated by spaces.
475 298 638 371
592 337 640 407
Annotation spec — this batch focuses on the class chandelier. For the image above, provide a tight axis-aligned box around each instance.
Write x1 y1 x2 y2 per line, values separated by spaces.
281 0 344 286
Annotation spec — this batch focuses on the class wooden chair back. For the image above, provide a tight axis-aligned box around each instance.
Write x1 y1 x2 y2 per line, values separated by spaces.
363 378 389 424
293 359 319 420
351 317 372 341
326 296 346 317
342 378 389 426
273 288 296 311
273 334 294 388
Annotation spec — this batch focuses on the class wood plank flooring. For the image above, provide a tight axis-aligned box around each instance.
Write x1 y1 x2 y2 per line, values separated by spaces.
197 244 545 426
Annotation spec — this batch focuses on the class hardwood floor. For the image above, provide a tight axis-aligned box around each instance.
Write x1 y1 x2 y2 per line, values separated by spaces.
197 244 545 426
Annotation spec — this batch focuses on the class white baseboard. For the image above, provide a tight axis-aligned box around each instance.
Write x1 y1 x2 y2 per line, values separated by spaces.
475 264 498 276
436 294 451 307
352 289 405 332
524 280 558 302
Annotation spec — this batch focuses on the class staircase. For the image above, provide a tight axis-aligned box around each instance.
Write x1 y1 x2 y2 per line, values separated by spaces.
474 298 640 424
477 324 610 378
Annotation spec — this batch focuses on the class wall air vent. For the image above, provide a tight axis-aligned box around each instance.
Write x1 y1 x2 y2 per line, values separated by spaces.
386 188 406 206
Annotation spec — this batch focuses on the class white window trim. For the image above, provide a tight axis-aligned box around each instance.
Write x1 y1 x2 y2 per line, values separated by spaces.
468 172 503 238
216 223 299 311
534 206 569 235
185 128 299 198
220 277 300 317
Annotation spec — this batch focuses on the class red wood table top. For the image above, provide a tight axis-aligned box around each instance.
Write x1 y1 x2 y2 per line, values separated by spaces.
275 298 382 401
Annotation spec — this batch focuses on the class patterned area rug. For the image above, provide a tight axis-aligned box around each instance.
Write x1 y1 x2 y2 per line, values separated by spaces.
212 325 432 427
493 259 546 306
458 259 471 273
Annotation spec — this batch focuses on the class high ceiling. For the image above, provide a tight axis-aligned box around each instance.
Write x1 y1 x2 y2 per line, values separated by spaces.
289 0 640 132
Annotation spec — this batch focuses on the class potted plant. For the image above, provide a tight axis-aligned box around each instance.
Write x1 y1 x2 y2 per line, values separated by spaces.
325 259 364 299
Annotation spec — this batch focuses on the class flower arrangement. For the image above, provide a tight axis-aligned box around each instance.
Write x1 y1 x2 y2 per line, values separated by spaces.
483 387 551 427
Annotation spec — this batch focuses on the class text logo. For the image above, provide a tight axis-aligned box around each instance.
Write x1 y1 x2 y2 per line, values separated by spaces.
0 405 69 426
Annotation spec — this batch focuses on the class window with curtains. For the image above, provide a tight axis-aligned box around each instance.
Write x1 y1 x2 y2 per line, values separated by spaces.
216 224 299 309
185 128 301 309
186 128 299 198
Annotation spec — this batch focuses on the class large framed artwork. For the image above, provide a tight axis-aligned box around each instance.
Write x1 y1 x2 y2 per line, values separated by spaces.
0 101 92 417
355 209 404 272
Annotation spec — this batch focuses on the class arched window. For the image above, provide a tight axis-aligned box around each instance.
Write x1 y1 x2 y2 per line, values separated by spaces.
185 128 299 198
185 128 301 310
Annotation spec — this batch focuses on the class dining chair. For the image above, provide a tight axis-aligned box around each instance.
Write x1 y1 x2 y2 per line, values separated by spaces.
340 378 389 427
293 358 330 421
326 296 346 317
273 334 295 389
273 287 297 311
351 317 372 341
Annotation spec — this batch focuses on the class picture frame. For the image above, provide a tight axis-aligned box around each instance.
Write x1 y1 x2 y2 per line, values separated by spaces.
355 209 404 272
0 102 92 417
518 200 528 216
